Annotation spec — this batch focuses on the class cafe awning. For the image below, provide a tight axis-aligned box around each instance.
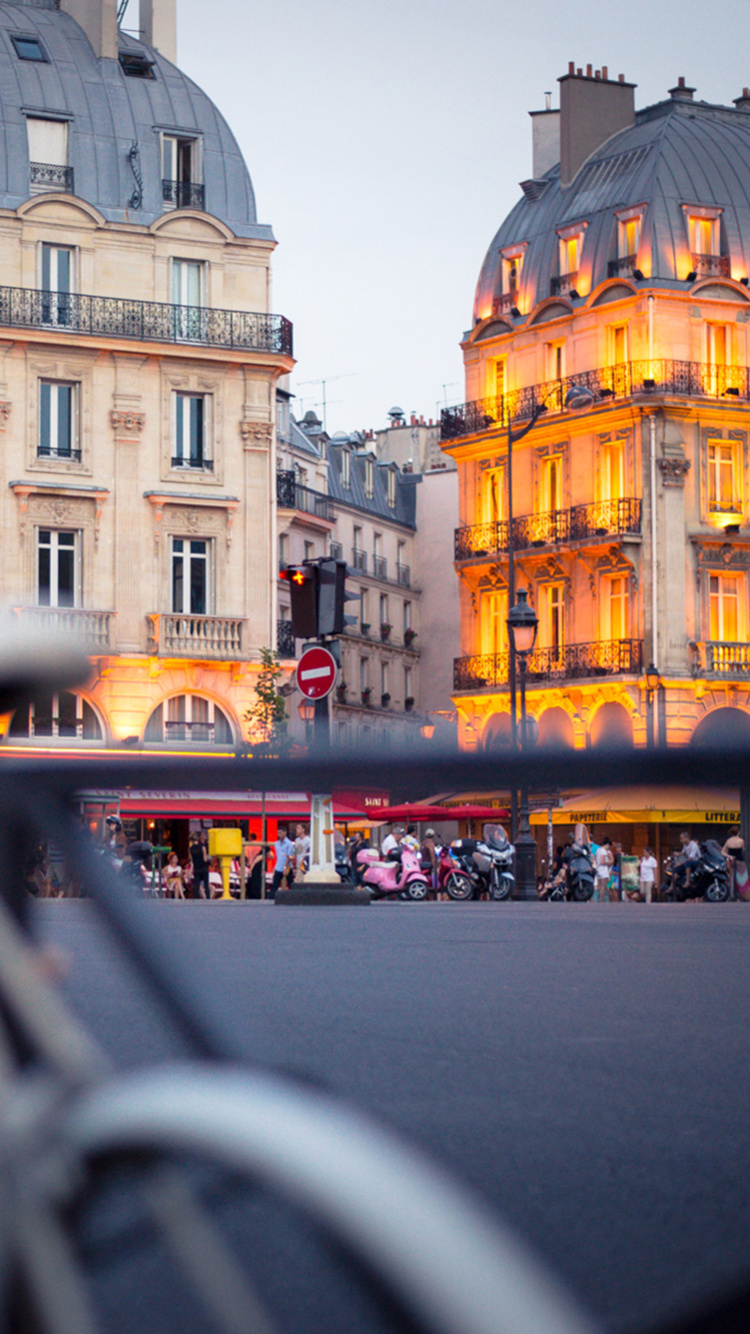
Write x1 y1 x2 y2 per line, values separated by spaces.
529 786 740 826
113 791 366 819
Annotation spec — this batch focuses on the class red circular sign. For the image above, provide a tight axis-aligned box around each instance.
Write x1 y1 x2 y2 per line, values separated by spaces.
296 646 338 700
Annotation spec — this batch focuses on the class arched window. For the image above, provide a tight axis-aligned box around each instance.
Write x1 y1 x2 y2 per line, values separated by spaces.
144 694 234 745
8 690 103 742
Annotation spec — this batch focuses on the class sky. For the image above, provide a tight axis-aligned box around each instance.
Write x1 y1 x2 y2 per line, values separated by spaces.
147 0 750 434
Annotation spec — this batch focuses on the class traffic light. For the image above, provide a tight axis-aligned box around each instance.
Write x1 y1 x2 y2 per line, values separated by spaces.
317 560 360 636
280 564 318 639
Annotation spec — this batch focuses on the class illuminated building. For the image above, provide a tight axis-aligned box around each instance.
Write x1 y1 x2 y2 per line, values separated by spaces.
0 0 293 753
445 65 750 750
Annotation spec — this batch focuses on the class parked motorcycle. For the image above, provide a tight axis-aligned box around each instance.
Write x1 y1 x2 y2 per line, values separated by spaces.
356 845 430 902
565 841 595 901
663 840 730 902
451 824 515 901
435 844 474 900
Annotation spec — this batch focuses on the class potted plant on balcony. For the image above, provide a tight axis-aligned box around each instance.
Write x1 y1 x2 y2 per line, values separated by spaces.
380 622 392 641
361 686 372 706
381 692 391 708
335 681 348 703
404 696 415 712
404 628 417 647
361 622 371 637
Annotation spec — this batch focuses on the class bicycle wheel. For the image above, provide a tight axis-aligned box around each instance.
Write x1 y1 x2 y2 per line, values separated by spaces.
58 1064 598 1334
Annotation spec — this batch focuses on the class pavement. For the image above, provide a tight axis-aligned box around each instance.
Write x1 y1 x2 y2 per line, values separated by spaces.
34 900 750 1334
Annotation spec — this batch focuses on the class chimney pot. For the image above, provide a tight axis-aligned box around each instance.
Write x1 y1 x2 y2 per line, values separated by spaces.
618 74 625 83
602 65 608 79
586 64 593 77
678 76 685 87
568 61 575 74
577 68 582 76
595 70 601 80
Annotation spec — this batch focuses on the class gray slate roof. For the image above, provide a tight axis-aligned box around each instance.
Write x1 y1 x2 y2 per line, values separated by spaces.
474 97 750 320
327 444 418 530
0 0 271 238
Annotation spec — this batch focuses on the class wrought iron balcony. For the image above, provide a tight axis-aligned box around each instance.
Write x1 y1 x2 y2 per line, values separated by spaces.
277 618 296 658
38 447 83 463
607 254 639 278
170 455 213 471
147 614 245 660
12 606 114 650
690 253 730 278
30 162 74 192
396 563 411 588
352 548 368 573
372 555 388 580
492 291 519 316
276 471 334 520
453 639 643 690
441 360 750 442
550 271 579 297
691 641 750 677
0 284 292 356
330 541 343 559
162 179 206 210
455 498 642 560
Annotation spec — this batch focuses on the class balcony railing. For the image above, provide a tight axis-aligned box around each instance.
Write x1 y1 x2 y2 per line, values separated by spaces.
171 455 213 471
276 471 334 520
690 253 730 278
38 447 83 464
455 498 642 560
30 162 74 192
277 619 296 658
0 284 292 356
147 614 245 660
372 555 388 580
396 563 411 587
330 541 343 560
441 360 750 442
691 641 750 677
492 291 519 316
162 179 206 210
607 254 639 278
453 639 643 690
550 271 579 297
12 606 114 650
352 548 368 573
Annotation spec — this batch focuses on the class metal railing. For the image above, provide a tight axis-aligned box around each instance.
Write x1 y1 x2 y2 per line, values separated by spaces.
607 255 639 278
170 455 213 471
550 271 579 296
690 252 730 277
453 638 643 690
330 541 343 559
12 606 114 649
455 498 642 560
492 291 519 315
441 360 750 441
162 179 206 210
276 471 334 520
277 618 296 657
692 640 750 676
147 614 245 659
0 284 293 356
372 555 388 580
397 563 411 587
38 447 83 463
352 548 368 573
30 162 74 192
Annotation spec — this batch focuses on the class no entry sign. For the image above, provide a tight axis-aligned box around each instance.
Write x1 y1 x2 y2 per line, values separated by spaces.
296 645 338 700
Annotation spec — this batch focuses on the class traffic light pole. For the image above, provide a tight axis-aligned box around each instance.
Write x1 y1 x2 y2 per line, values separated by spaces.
314 694 329 750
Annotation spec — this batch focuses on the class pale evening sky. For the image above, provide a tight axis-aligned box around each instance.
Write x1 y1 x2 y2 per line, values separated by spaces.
154 0 750 434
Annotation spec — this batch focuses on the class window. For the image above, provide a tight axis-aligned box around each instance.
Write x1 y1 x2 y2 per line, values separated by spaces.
365 458 374 498
38 530 80 607
172 260 206 340
303 540 314 562
559 233 580 275
145 695 233 744
379 594 389 626
689 215 719 256
545 341 565 381
544 585 565 657
487 358 506 400
608 324 628 365
541 455 563 513
12 35 47 62
172 538 210 615
341 449 351 488
162 135 203 208
380 662 388 696
359 657 368 692
706 323 729 366
41 244 74 325
360 589 368 632
482 466 505 524
39 382 78 460
709 573 741 641
173 393 209 469
601 440 625 501
278 532 288 568
605 575 629 640
119 51 155 78
502 252 523 293
403 600 412 632
707 439 740 513
27 118 70 193
618 215 640 259
9 691 102 741
481 590 507 656
387 468 396 508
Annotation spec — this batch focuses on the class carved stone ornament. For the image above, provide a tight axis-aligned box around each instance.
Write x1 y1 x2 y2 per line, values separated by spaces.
111 410 145 435
240 420 273 444
657 456 691 486
0 401 11 430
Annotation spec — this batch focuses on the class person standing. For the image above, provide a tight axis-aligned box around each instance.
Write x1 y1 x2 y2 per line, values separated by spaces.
293 823 311 881
421 828 438 892
722 826 748 900
271 826 294 898
595 838 613 902
639 847 658 904
189 830 210 900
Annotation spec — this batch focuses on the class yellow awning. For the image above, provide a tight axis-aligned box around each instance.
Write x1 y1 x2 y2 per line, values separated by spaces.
529 786 740 826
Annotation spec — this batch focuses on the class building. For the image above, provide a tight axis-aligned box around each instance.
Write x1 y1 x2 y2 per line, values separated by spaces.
0 0 293 751
445 64 750 750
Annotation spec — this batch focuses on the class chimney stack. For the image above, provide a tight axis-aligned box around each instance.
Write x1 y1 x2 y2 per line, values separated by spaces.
734 87 750 110
558 64 636 187
668 76 695 101
141 0 177 63
59 0 118 59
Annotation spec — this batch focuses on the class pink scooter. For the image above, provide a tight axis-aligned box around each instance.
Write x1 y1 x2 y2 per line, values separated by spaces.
356 845 430 902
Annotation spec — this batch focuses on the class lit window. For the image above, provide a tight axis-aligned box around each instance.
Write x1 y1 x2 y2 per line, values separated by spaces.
601 441 625 501
608 324 628 365
481 590 507 656
487 358 506 399
39 382 78 460
482 466 505 524
618 216 640 259
145 695 233 745
38 530 80 607
545 341 565 381
605 575 629 640
544 585 565 657
689 215 718 256
709 573 741 641
502 252 523 293
707 439 740 513
12 35 47 62
171 538 211 614
9 691 102 741
559 234 580 275
541 455 563 513
173 393 209 469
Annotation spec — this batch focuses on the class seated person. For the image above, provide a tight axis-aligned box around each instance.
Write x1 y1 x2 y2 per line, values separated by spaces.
162 852 185 900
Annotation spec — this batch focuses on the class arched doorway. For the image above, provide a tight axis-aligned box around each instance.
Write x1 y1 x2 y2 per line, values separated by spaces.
691 707 750 747
537 707 575 748
589 701 633 748
482 712 512 749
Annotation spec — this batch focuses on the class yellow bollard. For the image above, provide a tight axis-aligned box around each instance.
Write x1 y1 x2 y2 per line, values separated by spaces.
208 828 243 901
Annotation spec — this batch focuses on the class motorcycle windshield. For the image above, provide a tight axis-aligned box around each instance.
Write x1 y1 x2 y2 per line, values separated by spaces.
483 823 509 849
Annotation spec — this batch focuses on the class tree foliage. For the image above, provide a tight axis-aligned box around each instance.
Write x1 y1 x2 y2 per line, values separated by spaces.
243 648 289 755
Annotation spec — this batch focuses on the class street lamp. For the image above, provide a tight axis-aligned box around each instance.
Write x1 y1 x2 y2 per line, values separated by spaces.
644 661 661 748
507 589 539 899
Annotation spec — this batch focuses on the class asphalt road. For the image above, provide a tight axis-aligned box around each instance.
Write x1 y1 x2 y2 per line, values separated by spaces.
34 900 750 1334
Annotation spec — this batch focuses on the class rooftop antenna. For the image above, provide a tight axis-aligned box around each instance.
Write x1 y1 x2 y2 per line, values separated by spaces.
116 0 129 25
297 373 356 433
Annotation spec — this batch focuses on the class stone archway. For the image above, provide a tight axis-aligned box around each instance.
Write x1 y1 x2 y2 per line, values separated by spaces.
589 700 634 748
690 706 750 747
537 706 575 748
482 712 512 749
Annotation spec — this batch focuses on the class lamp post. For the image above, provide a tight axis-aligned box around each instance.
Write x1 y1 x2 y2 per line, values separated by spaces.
507 589 539 899
645 661 661 748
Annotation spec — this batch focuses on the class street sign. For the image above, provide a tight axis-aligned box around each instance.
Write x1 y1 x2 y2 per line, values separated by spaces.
296 645 338 700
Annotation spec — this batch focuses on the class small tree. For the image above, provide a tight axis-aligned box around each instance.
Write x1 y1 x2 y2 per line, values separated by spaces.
243 647 289 755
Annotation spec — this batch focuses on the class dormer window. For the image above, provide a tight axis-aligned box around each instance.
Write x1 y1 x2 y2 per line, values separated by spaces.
119 51 155 79
552 225 585 297
387 468 397 508
494 245 526 315
684 206 728 278
161 134 204 210
27 118 72 195
341 449 351 488
365 458 374 499
12 34 47 62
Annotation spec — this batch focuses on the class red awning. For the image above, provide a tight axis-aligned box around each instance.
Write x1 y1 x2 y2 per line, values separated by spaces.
115 791 366 819
376 802 509 822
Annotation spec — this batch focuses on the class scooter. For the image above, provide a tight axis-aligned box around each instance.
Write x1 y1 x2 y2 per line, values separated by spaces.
565 841 595 901
663 841 730 902
451 824 515 901
435 844 473 900
356 845 430 902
